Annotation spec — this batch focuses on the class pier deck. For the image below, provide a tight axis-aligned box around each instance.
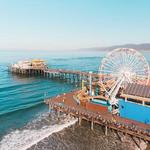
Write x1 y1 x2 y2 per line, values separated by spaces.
10 66 99 83
45 90 150 142
43 69 99 83
10 65 150 142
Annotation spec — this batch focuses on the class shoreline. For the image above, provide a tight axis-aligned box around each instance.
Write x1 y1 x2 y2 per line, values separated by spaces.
27 120 149 150
0 116 77 150
22 119 78 150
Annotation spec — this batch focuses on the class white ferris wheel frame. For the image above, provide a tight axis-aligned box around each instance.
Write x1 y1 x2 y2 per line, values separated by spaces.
99 48 150 97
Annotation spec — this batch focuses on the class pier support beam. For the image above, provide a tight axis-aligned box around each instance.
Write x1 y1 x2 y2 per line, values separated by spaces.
125 97 127 102
91 119 94 130
142 101 145 106
105 125 108 136
56 107 60 120
48 101 51 116
57 110 60 119
78 116 82 126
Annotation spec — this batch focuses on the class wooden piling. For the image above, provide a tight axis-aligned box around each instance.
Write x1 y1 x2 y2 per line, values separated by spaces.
78 116 82 126
57 109 60 119
105 125 108 136
91 119 94 130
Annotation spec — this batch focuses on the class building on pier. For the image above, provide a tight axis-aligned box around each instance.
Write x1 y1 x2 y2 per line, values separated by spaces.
10 59 48 73
77 48 150 125
79 78 150 125
119 83 150 124
9 48 150 125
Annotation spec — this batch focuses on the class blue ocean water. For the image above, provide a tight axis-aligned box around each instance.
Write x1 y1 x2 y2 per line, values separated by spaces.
0 49 150 141
0 50 106 138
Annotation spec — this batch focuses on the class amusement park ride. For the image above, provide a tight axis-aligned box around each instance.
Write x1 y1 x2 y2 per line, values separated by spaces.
9 48 150 149
10 47 150 142
10 48 150 124
99 48 150 115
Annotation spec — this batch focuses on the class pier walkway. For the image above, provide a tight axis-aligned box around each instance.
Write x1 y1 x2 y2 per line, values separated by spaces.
45 90 150 142
43 69 99 83
10 66 99 83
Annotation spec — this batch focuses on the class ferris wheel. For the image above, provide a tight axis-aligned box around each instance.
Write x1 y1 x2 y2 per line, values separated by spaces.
99 48 149 106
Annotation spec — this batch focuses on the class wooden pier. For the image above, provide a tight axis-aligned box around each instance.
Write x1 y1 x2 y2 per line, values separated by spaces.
10 67 99 83
10 63 150 143
45 90 150 142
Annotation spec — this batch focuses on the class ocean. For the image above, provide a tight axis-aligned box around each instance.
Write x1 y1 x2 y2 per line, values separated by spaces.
0 49 149 150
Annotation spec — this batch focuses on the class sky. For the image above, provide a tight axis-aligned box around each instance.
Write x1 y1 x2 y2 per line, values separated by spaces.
0 0 150 50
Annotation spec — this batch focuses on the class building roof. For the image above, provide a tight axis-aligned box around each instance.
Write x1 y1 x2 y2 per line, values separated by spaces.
123 83 150 99
32 59 45 63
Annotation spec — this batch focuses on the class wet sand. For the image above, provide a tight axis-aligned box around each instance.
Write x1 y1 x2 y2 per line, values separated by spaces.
28 120 148 150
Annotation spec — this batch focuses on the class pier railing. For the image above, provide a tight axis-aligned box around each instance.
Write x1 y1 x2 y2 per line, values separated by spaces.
10 66 100 84
47 99 150 141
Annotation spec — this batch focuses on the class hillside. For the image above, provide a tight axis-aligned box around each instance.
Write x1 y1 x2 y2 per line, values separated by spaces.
84 43 150 51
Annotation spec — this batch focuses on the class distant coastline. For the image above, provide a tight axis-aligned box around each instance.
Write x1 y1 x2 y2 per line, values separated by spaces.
82 43 150 51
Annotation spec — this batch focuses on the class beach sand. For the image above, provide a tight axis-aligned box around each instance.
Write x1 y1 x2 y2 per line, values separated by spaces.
27 120 148 150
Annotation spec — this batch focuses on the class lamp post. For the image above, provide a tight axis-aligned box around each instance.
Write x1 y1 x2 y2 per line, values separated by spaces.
81 80 85 90
89 71 92 96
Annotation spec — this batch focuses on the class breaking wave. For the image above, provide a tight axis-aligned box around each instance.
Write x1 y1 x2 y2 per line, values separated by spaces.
0 115 77 150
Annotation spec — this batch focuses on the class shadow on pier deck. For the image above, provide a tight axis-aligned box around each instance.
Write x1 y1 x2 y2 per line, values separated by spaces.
45 90 150 142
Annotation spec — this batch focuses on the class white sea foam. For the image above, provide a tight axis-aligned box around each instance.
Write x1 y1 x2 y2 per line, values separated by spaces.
0 118 77 150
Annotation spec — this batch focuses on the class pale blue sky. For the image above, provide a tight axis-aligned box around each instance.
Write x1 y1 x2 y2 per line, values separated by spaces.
0 0 150 50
